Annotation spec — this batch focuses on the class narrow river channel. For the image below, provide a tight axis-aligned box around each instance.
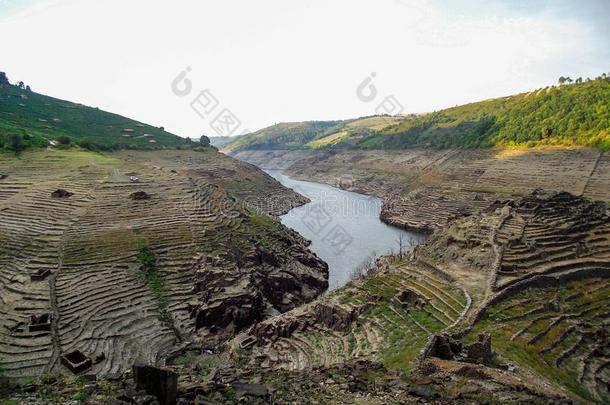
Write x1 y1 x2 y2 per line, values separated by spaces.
265 170 426 290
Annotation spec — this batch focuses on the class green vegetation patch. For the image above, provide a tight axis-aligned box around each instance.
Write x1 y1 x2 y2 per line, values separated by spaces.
0 80 192 153
467 277 610 402
365 76 610 150
136 238 170 321
355 268 467 373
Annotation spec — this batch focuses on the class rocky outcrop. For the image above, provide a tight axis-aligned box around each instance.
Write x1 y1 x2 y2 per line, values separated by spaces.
423 333 493 366
133 365 177 405
129 191 151 200
51 188 73 198
188 235 328 342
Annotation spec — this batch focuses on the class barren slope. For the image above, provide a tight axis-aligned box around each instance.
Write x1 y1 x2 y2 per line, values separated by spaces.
232 147 610 233
0 149 327 378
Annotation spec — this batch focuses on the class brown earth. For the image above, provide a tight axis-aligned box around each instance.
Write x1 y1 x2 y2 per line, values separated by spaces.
0 149 327 380
3 147 610 404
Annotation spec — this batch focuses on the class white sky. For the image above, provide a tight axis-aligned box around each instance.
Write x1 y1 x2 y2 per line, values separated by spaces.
1 0 609 138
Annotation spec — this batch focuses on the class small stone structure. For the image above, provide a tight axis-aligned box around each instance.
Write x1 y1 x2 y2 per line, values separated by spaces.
29 314 52 333
465 333 493 365
133 364 177 405
423 333 493 366
30 268 52 281
426 333 462 360
314 303 360 332
61 350 92 373
392 288 428 310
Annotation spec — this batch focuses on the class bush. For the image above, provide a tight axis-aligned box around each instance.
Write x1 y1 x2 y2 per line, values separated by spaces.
55 135 71 145
77 139 95 151
6 134 24 153
136 239 169 321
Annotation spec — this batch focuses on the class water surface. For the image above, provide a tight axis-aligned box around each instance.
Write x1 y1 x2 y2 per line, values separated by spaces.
266 170 425 289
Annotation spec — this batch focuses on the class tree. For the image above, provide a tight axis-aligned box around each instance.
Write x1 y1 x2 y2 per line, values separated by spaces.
200 135 211 147
17 81 25 90
558 76 566 85
25 85 31 92
566 77 573 84
0 72 9 86
575 77 582 84
7 134 24 153
396 234 406 260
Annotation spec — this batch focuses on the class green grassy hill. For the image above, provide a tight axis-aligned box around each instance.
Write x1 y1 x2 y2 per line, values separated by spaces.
226 76 610 152
364 76 610 150
223 116 407 152
0 80 190 152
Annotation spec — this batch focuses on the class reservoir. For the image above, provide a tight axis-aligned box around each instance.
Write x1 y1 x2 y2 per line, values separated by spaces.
265 170 426 290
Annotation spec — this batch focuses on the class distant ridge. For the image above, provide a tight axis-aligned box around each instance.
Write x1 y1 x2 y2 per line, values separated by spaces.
225 75 610 152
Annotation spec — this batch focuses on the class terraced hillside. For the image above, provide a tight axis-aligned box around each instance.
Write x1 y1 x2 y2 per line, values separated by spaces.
212 190 609 403
420 190 610 402
4 185 607 403
0 148 327 379
469 277 610 403
239 257 469 373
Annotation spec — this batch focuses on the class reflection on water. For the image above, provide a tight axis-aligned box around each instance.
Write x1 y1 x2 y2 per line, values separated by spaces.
266 170 426 290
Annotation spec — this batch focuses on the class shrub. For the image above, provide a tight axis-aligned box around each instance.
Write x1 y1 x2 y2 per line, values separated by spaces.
136 239 169 321
77 139 95 151
6 134 24 153
55 135 71 145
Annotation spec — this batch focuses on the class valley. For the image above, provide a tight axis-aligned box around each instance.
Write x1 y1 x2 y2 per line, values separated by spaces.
1 75 609 404
231 147 610 233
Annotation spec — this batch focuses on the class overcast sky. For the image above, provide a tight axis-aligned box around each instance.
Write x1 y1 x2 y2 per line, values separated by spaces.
1 0 609 138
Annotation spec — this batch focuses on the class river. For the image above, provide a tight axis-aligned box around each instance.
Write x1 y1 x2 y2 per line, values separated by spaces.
265 170 426 290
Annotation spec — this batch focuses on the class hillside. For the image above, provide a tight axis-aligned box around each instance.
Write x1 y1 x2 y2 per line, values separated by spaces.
0 148 327 381
0 78 190 152
223 116 406 152
365 76 610 150
225 76 610 152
